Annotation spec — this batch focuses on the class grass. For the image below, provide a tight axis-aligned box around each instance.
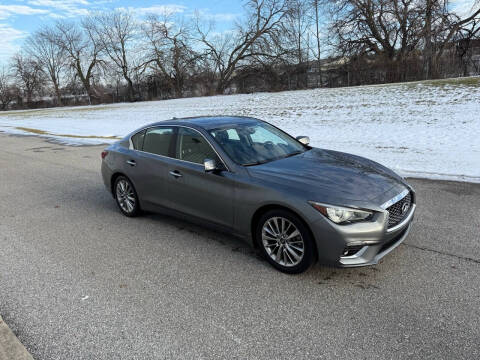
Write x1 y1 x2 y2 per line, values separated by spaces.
0 109 55 118
405 76 480 88
0 103 119 118
14 127 120 139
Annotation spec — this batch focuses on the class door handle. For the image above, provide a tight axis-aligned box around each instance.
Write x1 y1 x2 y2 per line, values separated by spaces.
126 160 136 166
169 170 183 178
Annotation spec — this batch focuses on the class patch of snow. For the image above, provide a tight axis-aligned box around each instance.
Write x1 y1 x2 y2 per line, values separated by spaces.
0 78 479 183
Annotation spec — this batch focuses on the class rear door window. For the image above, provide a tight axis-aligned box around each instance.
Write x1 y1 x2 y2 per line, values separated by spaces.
142 127 175 157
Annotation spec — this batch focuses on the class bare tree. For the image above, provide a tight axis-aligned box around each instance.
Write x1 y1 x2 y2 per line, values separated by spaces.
424 0 480 78
284 0 312 65
11 53 44 105
327 0 424 61
455 20 480 75
53 20 103 104
0 68 17 110
88 11 139 101
282 0 313 88
195 0 289 94
143 13 198 98
25 28 67 105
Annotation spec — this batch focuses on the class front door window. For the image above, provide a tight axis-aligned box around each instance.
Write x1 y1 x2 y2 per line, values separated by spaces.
175 127 220 165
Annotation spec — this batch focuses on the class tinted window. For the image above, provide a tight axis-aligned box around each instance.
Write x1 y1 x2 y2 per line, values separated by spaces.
209 122 305 166
143 127 175 157
131 130 145 150
176 128 219 164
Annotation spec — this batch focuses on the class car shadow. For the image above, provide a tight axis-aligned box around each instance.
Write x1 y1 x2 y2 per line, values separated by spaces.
65 180 393 286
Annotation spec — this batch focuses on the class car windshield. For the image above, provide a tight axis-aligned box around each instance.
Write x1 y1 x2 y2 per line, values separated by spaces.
209 122 306 166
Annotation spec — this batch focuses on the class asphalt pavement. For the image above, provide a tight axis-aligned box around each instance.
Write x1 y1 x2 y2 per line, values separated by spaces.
0 133 479 360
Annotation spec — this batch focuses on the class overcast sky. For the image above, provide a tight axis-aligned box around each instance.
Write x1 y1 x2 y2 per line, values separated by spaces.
0 0 478 66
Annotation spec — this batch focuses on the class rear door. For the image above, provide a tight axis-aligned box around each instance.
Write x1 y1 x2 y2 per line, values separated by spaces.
164 127 235 228
128 126 176 208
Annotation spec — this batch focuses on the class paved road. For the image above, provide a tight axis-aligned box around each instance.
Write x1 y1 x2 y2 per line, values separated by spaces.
1 134 479 360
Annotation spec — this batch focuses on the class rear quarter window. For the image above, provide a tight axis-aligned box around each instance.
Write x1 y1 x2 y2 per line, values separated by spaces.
131 130 145 150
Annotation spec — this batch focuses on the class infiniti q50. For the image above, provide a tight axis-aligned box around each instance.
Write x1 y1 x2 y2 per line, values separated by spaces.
101 116 415 274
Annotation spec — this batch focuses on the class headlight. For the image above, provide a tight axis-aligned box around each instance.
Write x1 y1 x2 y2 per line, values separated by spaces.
309 202 372 224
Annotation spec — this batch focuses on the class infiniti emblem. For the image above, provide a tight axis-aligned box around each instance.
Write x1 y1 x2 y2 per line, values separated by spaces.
401 202 410 215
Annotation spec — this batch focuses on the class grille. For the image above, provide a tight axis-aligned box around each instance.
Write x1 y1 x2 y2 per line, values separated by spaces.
386 192 412 228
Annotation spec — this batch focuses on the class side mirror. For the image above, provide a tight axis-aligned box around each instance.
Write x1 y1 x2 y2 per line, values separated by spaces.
204 158 217 172
296 136 310 146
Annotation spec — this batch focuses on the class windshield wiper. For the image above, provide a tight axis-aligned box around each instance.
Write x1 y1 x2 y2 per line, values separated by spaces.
242 159 271 166
243 151 304 166
284 150 304 158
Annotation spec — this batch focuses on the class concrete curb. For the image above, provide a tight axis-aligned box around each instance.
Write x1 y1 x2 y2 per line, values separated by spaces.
0 315 33 360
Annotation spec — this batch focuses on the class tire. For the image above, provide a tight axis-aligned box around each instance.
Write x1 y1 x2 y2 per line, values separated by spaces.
256 209 316 274
114 176 140 217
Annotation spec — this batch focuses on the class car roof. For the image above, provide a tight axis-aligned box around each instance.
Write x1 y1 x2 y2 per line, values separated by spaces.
145 116 261 131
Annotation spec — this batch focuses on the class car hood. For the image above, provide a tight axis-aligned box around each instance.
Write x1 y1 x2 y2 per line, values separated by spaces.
247 148 406 202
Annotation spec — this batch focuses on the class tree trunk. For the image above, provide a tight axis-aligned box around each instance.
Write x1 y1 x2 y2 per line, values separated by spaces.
77 61 94 105
216 74 226 94
423 0 433 79
80 78 93 104
174 77 183 98
126 76 134 101
314 0 322 87
54 83 62 106
216 83 225 94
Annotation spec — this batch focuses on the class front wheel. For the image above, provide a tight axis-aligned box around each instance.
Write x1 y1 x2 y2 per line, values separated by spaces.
256 209 316 274
114 176 140 217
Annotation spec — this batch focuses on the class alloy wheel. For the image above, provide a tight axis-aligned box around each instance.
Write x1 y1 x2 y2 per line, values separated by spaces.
261 217 305 267
116 179 136 214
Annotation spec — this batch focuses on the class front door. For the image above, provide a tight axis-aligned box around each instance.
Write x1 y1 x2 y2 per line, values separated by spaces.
165 127 235 228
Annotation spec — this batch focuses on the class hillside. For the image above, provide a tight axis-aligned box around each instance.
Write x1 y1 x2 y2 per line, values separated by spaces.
1 77 479 182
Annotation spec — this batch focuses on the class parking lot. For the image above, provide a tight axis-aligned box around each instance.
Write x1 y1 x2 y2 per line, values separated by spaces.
1 133 479 359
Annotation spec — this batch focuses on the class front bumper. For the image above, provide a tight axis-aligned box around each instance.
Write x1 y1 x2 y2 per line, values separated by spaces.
309 196 416 267
338 201 416 267
338 222 412 267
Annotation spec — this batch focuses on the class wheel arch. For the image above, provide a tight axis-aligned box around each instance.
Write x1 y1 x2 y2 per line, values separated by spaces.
110 172 129 195
250 204 316 253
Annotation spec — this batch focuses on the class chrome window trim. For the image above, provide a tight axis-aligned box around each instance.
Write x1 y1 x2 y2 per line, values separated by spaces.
380 188 410 209
129 124 230 172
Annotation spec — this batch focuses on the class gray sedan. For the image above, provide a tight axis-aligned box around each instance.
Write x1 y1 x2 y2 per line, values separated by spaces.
101 116 415 274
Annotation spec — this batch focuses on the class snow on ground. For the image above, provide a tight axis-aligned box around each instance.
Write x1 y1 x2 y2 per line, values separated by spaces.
1 77 479 182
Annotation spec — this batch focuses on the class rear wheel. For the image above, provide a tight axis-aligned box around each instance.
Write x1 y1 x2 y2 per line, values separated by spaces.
114 176 140 217
256 209 316 274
